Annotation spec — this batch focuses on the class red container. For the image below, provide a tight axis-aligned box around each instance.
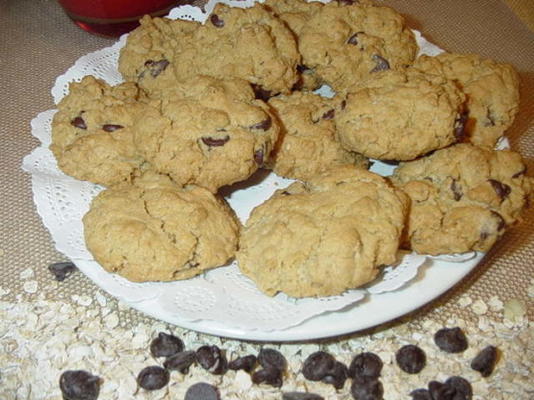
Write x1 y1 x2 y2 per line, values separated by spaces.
58 0 180 37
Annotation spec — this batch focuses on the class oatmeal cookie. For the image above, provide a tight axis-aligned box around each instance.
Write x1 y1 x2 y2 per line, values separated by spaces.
296 0 417 92
119 3 300 97
50 76 145 186
391 143 532 255
414 53 520 148
268 91 368 181
334 69 466 161
83 172 240 282
237 166 409 298
133 75 279 192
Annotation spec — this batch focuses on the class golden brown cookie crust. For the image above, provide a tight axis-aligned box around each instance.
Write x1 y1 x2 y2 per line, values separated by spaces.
119 3 300 97
133 75 279 192
334 69 465 161
391 143 532 255
50 76 145 186
414 53 520 149
83 172 240 282
237 166 409 298
268 91 368 181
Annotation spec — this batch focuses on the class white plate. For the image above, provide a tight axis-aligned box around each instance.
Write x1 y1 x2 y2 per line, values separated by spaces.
23 0 487 342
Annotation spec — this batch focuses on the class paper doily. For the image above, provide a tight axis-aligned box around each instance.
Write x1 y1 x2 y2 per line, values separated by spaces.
22 0 468 333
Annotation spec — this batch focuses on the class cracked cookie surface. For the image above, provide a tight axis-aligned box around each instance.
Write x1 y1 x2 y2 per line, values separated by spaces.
118 3 300 97
50 76 146 187
391 143 532 255
294 0 417 92
414 53 520 149
133 75 279 192
83 172 240 282
237 166 409 298
268 91 368 181
334 69 465 161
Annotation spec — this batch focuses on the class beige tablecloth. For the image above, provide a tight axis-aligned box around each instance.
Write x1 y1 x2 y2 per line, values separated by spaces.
0 1 532 399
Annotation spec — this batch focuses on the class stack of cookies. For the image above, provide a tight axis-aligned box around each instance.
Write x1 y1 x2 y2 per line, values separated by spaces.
50 0 532 298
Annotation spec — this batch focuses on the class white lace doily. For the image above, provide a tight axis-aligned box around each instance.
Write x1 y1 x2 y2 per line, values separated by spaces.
22 0 482 335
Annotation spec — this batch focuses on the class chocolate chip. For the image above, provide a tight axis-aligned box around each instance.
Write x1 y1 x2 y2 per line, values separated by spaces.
471 345 498 377
488 179 511 201
428 380 455 400
340 100 347 110
210 14 224 28
102 124 123 132
450 179 463 201
350 376 384 400
59 370 100 400
490 211 506 231
254 148 264 165
434 327 468 353
347 32 364 45
184 382 220 400
512 166 527 178
322 109 335 120
228 354 257 372
136 366 169 391
71 116 87 130
196 345 228 375
454 112 468 141
370 54 390 73
258 348 287 371
484 108 496 127
348 352 383 379
144 59 169 78
252 365 283 387
250 116 272 131
163 350 196 373
283 392 324 400
296 64 311 73
395 345 426 374
48 262 77 281
321 361 348 389
150 332 184 358
201 136 230 147
409 388 432 400
250 83 273 101
445 376 473 399
302 351 336 381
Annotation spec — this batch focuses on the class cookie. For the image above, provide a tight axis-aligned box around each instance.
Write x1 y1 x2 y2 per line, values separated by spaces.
118 3 300 97
334 69 466 161
391 143 532 255
295 0 418 92
50 76 145 186
83 172 240 282
267 91 368 181
237 166 409 298
414 53 520 148
133 75 279 192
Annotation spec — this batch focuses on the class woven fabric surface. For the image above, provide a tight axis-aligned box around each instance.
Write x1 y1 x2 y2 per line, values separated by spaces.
0 0 532 338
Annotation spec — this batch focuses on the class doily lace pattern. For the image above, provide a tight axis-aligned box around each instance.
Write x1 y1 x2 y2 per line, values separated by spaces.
22 0 477 333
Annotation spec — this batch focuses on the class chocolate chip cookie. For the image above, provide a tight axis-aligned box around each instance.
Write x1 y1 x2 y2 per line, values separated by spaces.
237 166 409 298
296 0 418 92
414 53 520 148
50 76 145 186
268 91 368 181
119 3 300 97
133 75 279 192
334 69 466 161
391 143 532 255
83 172 240 282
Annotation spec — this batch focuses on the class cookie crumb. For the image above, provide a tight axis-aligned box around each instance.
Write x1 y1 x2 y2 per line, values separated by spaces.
22 280 38 294
503 298 526 321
